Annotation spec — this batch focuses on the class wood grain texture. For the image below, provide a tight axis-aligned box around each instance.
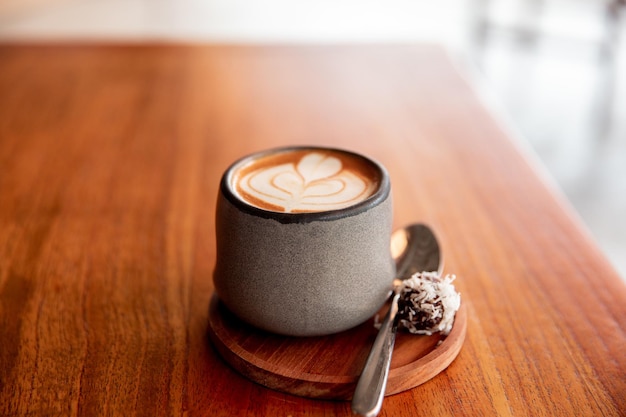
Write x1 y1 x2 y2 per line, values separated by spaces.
0 43 624 417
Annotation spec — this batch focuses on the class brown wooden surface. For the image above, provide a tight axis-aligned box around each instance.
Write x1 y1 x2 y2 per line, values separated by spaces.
207 294 467 400
0 43 624 416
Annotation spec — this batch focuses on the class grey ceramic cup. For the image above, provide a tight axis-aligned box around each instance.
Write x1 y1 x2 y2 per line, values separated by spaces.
213 146 394 336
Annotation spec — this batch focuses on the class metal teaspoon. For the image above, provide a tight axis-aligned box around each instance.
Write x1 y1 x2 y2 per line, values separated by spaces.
351 223 442 417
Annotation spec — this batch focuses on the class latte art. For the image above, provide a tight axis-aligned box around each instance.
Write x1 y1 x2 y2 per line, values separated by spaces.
233 151 379 213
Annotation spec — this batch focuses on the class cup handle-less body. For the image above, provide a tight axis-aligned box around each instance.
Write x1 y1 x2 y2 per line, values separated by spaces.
213 146 395 337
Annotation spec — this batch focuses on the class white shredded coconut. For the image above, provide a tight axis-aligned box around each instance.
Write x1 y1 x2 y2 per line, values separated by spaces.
397 271 461 336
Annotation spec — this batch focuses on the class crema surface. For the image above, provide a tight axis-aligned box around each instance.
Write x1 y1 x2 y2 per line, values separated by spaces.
232 150 380 213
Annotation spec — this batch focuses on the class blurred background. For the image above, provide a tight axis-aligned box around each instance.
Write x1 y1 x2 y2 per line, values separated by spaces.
1 0 624 278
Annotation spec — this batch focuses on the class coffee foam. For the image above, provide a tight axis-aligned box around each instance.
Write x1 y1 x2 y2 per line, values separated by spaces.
232 150 380 213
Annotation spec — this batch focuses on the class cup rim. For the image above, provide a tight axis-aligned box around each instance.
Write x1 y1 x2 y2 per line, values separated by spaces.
220 145 391 224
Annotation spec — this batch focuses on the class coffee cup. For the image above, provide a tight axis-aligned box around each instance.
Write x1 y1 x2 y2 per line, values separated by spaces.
213 146 394 336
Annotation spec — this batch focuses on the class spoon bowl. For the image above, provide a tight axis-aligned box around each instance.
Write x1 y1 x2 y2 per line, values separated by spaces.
392 223 442 279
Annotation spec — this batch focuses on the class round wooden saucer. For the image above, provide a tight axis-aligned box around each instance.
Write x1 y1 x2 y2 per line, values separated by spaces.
207 294 467 400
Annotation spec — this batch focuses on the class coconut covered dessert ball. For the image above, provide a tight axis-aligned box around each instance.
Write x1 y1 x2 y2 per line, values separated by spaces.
397 271 461 336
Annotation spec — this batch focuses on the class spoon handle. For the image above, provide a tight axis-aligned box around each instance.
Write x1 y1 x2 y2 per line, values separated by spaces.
351 291 401 417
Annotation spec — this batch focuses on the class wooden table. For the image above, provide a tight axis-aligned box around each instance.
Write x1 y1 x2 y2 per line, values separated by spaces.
1 44 624 416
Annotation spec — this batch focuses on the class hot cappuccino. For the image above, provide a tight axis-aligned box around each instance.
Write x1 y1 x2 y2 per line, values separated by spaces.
214 146 393 336
230 148 381 213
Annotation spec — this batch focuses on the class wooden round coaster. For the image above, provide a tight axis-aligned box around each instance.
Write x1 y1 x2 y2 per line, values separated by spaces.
207 294 467 400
